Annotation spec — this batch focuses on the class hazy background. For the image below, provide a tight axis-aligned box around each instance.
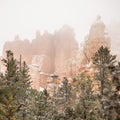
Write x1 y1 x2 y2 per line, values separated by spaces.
0 0 120 55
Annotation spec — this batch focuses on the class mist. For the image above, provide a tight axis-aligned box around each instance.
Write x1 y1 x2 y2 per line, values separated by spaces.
0 0 120 55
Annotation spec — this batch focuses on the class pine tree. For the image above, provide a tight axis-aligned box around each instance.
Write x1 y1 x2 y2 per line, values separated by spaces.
0 51 20 120
108 62 120 120
57 77 72 109
26 88 53 120
16 61 31 120
73 72 98 120
0 51 31 120
92 46 116 120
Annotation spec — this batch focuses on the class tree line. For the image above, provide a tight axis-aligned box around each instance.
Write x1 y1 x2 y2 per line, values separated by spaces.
0 46 120 120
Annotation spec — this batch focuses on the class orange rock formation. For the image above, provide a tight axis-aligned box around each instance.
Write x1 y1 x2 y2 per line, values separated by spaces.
3 25 78 90
80 16 111 65
2 17 111 90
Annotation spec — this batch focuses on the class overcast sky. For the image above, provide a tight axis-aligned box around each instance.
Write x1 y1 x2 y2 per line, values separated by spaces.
0 0 120 54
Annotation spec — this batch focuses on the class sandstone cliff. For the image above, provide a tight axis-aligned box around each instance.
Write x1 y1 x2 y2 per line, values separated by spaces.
80 16 111 65
2 17 112 90
3 25 79 90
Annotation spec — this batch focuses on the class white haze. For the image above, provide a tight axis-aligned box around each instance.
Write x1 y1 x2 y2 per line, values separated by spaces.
0 0 120 55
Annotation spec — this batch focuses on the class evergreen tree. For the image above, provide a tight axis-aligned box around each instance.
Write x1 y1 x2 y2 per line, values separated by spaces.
0 51 31 120
0 51 20 120
73 73 98 120
16 61 31 120
25 88 54 120
108 62 120 120
92 46 116 120
57 77 72 110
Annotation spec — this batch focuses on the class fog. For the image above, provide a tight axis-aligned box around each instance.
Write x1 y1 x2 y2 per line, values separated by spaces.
0 0 120 55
